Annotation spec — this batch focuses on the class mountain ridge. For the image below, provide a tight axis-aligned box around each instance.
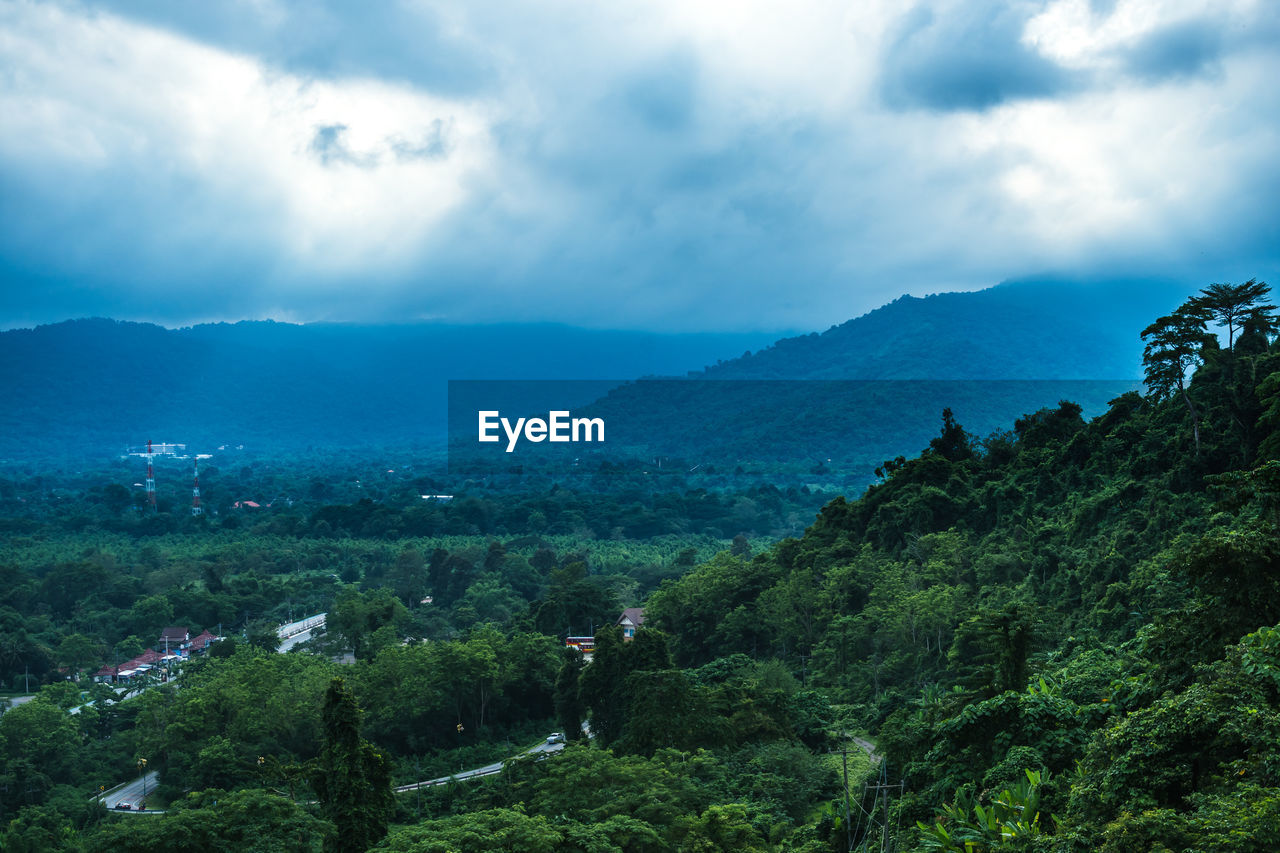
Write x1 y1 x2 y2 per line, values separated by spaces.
0 280 1180 458
701 279 1173 380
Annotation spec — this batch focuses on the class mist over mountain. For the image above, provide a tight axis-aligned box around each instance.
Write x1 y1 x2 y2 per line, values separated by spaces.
701 278 1172 380
0 319 777 458
0 280 1175 459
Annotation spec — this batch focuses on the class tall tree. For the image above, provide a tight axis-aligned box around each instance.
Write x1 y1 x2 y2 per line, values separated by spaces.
553 647 586 742
54 633 101 679
329 588 407 660
313 677 394 853
578 628 674 748
1142 302 1215 453
1195 279 1276 352
577 628 629 746
531 561 618 638
389 547 427 608
948 602 1038 697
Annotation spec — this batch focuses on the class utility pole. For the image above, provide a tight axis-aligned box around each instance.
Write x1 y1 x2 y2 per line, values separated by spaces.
841 748 852 852
864 777 904 853
883 780 889 853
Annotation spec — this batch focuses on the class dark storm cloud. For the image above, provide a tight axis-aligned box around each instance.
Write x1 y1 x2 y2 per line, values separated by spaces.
1 1 1278 333
879 2 1075 111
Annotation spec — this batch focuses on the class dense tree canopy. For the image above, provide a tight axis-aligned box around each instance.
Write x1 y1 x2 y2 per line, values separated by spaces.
0 280 1276 851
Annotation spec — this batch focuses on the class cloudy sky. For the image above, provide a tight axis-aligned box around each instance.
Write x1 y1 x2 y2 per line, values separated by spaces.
1 0 1277 331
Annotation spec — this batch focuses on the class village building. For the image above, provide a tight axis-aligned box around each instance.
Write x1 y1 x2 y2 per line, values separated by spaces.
158 626 189 653
617 607 645 640
93 628 220 683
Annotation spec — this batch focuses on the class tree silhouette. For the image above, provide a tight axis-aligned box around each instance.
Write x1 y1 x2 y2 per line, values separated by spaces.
1142 302 1215 453
554 647 586 741
1195 279 1276 352
313 677 394 853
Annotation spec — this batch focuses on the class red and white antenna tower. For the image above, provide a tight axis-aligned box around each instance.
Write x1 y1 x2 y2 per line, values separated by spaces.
191 457 203 517
145 439 157 513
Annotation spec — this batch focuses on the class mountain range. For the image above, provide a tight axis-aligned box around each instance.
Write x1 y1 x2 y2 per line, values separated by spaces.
0 279 1183 460
701 278 1170 380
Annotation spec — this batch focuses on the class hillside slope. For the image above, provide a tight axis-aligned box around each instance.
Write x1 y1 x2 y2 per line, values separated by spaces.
702 278 1171 380
646 283 1280 849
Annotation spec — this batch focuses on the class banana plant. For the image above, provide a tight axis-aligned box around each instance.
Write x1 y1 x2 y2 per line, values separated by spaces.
916 768 1052 851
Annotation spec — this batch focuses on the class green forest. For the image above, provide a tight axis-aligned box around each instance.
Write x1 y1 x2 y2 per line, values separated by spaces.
1 281 1278 851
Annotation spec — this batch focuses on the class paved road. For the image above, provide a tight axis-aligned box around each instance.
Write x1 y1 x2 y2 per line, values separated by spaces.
278 628 316 653
0 694 36 716
277 614 326 652
101 737 567 815
101 770 161 814
395 738 566 793
851 736 879 763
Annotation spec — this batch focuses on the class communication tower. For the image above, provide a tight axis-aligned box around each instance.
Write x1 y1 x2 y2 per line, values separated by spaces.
145 439 157 513
191 457 203 516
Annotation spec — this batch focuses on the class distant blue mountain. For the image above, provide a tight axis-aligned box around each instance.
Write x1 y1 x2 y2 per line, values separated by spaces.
0 318 778 457
701 278 1185 380
0 279 1186 458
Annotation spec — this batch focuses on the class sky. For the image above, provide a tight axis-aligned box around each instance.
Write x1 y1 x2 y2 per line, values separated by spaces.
0 0 1277 332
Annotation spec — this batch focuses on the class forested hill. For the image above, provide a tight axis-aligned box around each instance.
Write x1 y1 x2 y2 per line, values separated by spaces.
0 279 1169 458
645 281 1280 849
0 283 1276 852
702 278 1173 380
0 319 776 458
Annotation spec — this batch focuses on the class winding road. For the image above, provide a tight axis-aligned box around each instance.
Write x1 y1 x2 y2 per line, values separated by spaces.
105 736 568 815
394 737 566 793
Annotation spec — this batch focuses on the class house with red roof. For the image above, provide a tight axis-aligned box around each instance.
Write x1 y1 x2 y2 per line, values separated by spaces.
92 626 222 683
94 648 167 683
158 626 189 652
188 629 220 654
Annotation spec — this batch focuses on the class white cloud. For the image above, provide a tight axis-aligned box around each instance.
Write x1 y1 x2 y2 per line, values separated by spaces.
0 0 1276 330
0 1 496 279
1023 0 1258 70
